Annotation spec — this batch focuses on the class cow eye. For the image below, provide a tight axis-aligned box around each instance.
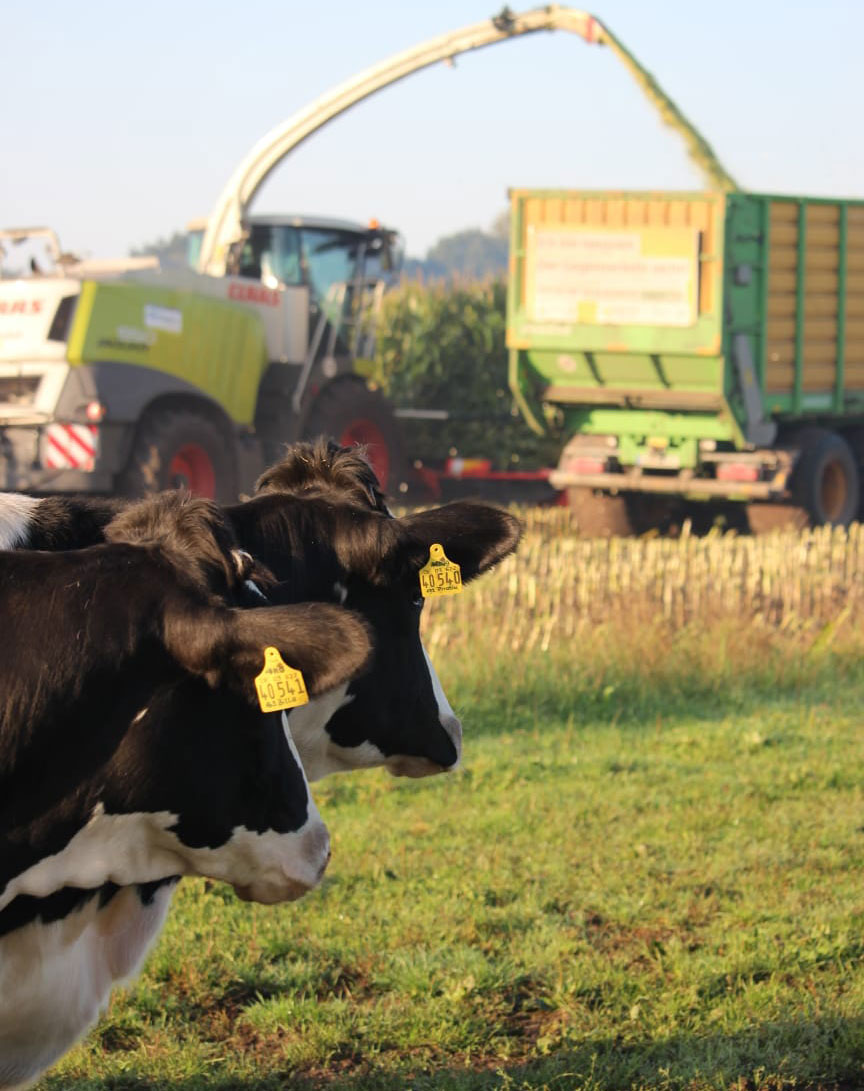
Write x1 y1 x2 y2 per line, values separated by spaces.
411 594 424 609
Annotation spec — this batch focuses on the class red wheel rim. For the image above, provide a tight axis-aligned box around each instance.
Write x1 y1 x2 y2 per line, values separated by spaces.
169 443 216 499
340 419 390 489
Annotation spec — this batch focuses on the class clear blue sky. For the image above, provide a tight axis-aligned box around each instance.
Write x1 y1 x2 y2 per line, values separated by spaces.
3 0 861 261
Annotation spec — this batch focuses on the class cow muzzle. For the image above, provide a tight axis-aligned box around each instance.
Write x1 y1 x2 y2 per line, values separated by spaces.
385 712 463 778
231 821 331 904
385 754 449 778
232 876 314 904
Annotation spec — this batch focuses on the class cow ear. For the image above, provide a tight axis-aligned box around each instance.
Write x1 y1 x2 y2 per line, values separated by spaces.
163 602 372 699
224 603 372 698
385 502 522 585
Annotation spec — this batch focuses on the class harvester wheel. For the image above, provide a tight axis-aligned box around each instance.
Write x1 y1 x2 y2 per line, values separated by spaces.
565 487 633 537
789 428 858 527
303 381 406 494
120 409 237 502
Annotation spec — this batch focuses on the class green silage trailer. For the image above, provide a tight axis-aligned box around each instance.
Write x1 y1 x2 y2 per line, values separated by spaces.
507 188 864 533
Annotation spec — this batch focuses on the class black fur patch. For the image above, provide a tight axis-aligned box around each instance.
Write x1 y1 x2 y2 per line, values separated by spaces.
0 877 179 939
22 495 123 551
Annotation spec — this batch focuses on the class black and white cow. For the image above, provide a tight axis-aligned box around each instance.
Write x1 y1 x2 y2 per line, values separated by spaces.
0 491 371 1089
0 442 520 1088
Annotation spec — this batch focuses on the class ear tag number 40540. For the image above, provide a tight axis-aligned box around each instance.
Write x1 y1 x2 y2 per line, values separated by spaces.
255 646 309 713
419 543 462 598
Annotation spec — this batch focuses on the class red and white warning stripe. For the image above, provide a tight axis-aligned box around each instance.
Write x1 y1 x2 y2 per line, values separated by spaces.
41 423 100 472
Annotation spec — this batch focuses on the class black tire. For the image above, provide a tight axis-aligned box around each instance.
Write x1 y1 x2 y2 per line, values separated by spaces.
841 426 864 519
682 501 749 535
789 427 859 527
119 409 237 503
565 487 634 537
629 494 685 535
302 381 407 494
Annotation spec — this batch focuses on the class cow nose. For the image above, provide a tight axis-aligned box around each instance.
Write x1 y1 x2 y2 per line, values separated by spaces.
233 879 311 904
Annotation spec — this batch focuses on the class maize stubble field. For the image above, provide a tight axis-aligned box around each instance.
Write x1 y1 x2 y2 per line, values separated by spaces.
42 513 864 1091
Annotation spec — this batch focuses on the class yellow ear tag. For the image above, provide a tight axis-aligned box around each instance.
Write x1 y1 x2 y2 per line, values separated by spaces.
419 543 463 598
254 646 309 713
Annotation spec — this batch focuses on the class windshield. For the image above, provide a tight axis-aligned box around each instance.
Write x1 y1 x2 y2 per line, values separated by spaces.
235 223 401 311
299 228 358 308
238 224 304 286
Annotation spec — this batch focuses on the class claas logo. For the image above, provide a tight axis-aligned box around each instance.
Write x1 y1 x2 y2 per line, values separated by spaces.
0 299 45 315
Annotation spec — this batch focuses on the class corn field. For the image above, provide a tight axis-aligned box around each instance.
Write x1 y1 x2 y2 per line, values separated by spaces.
421 509 864 655
375 279 560 470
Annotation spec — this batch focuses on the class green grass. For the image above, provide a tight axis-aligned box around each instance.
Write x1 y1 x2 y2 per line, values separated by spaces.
39 636 864 1091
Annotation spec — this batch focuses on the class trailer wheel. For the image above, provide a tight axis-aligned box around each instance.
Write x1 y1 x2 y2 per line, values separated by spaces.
840 426 864 519
790 428 859 527
120 409 237 502
303 381 406 493
565 488 634 537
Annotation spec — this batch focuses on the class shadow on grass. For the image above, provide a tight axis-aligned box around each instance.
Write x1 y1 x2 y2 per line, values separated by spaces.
45 1015 864 1090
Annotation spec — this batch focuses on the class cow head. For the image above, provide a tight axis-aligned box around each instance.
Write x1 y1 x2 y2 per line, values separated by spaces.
229 439 521 781
0 493 372 910
308 498 521 778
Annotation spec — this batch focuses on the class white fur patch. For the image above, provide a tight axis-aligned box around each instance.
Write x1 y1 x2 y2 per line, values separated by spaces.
0 806 185 911
327 738 386 772
1 798 329 913
244 577 268 602
284 686 365 781
0 493 40 551
0 883 174 1089
422 645 462 768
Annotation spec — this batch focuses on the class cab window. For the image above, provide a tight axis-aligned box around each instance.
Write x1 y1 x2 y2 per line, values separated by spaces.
299 229 359 315
238 224 303 286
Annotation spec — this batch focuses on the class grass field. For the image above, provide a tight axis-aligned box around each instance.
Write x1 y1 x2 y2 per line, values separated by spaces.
37 524 864 1091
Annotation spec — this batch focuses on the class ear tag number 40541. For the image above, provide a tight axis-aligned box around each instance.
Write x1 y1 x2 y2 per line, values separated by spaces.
255 646 309 713
419 543 462 598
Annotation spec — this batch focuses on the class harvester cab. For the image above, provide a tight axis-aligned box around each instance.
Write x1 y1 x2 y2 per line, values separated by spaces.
224 214 400 375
